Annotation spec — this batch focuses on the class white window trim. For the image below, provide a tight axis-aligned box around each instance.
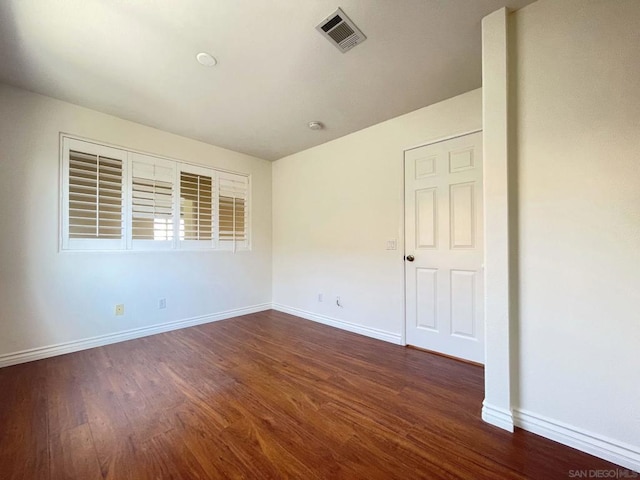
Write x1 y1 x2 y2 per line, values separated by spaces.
60 134 251 253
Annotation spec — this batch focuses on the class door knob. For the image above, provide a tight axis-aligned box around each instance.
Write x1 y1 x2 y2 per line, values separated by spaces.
405 255 415 262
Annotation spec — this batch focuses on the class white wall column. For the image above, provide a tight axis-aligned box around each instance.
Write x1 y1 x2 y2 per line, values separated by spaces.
481 7 513 432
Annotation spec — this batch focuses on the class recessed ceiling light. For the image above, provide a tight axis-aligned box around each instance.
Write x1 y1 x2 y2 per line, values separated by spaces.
196 52 217 67
308 121 324 130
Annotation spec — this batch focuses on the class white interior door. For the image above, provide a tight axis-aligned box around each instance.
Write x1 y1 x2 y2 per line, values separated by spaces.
404 131 484 364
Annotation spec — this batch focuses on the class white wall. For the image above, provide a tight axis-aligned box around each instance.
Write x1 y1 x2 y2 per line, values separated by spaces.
272 89 482 342
510 0 640 464
0 83 272 361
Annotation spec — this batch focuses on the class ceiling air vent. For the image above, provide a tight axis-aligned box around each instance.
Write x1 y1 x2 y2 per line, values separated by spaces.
316 7 366 53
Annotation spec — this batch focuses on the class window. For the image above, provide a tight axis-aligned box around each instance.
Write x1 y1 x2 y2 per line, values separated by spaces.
130 154 176 248
62 139 127 250
61 137 250 251
180 166 213 247
218 172 249 250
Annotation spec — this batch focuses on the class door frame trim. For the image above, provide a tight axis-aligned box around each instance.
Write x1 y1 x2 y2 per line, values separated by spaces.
403 128 484 153
401 128 484 348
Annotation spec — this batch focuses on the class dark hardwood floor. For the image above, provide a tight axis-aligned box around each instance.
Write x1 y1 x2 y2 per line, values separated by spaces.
0 310 621 479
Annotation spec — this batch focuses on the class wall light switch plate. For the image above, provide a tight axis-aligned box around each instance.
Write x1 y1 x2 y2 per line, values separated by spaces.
386 239 397 250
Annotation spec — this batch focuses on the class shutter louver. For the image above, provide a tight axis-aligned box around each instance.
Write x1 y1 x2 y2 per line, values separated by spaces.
180 172 213 240
68 150 123 239
219 174 248 247
131 160 174 241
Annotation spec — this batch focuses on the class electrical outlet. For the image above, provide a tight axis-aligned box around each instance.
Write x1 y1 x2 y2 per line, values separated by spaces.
115 304 125 316
318 293 323 302
159 298 166 309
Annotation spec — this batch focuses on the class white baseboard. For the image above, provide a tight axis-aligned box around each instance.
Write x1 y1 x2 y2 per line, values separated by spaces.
482 401 515 432
0 303 272 368
271 303 403 345
513 408 640 473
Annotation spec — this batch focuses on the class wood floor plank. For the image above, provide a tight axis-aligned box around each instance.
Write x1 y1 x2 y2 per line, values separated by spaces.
46 356 88 436
0 310 626 479
167 403 245 479
219 415 322 480
80 369 132 479
49 423 101 480
0 362 49 480
134 432 211 480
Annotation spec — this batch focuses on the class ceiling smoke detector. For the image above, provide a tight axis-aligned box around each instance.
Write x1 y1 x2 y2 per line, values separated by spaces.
316 7 367 53
308 121 324 130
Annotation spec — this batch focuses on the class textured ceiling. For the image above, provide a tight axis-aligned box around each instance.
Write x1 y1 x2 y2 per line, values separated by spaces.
0 0 534 160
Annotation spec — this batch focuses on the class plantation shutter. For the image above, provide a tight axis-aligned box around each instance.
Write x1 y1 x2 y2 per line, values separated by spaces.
62 136 251 252
130 154 175 246
180 168 213 245
62 138 126 250
68 151 123 239
218 172 249 250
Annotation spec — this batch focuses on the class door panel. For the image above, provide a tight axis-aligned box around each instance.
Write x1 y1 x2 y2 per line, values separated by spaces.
416 268 438 330
450 182 476 248
404 131 484 363
416 188 437 248
450 269 476 338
